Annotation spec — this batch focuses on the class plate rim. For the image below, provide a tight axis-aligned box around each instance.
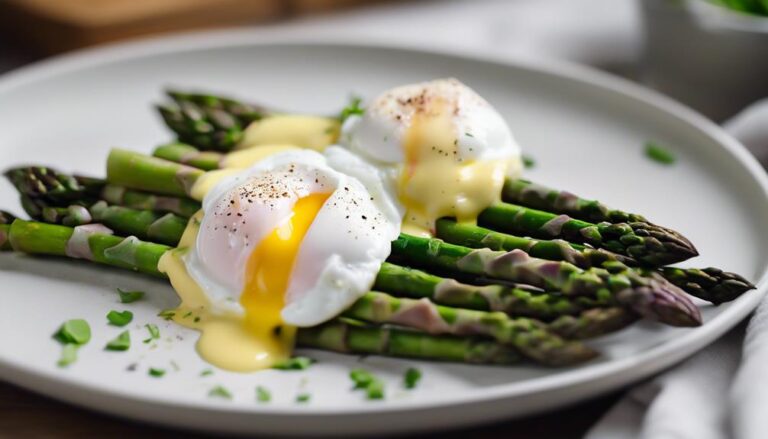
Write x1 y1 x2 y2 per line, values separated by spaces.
1 29 767 422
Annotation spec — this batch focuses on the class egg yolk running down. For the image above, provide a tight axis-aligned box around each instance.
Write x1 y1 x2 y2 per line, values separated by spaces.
239 192 330 367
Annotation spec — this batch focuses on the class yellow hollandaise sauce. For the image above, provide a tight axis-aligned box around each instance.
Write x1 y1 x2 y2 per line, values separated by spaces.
239 115 340 151
398 100 511 236
158 193 330 372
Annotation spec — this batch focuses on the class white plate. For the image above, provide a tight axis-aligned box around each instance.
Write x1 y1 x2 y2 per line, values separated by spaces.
1 32 767 436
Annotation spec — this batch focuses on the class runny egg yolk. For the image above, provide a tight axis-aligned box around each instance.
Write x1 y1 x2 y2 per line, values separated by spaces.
238 192 331 367
160 193 330 372
399 99 510 236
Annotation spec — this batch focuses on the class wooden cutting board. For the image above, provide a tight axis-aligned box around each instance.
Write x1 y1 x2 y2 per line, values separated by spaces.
0 0 378 55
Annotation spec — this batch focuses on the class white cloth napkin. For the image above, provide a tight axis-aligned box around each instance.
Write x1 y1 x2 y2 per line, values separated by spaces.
587 99 768 439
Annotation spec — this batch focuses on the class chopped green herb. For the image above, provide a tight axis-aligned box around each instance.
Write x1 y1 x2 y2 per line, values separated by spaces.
54 319 91 345
143 323 160 343
350 368 375 389
158 309 176 320
106 310 133 327
200 369 214 377
350 368 385 400
645 142 676 165
148 367 165 378
256 386 271 403
209 385 232 399
57 344 79 367
404 367 422 389
339 96 364 122
193 317 201 323
366 380 384 400
522 155 536 169
465 132 474 138
295 393 311 404
105 330 131 351
272 356 315 371
182 311 192 319
117 288 144 303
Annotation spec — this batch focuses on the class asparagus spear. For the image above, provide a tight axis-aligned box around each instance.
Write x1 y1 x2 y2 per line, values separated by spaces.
4 166 103 206
502 179 648 224
157 90 266 152
346 291 599 364
101 184 200 218
376 262 612 319
7 220 595 365
392 234 701 327
661 267 756 305
8 220 168 276
5 166 199 218
0 210 16 251
297 319 521 365
435 218 630 268
479 202 697 267
152 143 222 171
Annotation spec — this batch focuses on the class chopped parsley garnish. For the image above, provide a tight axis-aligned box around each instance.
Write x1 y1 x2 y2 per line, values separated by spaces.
256 386 271 403
106 310 133 327
200 369 214 377
295 393 311 404
105 330 131 351
54 319 91 345
148 367 166 378
158 309 176 320
53 319 91 368
522 155 536 169
143 323 160 343
58 344 79 367
404 367 421 389
272 356 315 371
209 385 232 399
350 368 385 400
339 96 365 122
465 132 474 138
645 142 676 165
117 288 144 303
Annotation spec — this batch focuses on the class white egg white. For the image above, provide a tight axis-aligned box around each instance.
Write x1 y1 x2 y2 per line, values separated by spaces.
184 150 400 326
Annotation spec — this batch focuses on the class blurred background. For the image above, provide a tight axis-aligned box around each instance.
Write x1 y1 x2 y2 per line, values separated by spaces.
0 0 767 122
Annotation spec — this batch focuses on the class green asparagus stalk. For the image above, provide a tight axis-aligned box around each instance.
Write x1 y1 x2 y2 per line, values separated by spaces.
153 143 223 170
106 149 205 198
502 179 648 224
435 218 630 268
101 184 200 218
376 262 612 319
297 319 521 365
4 166 103 205
7 220 595 365
661 266 756 305
479 202 697 266
345 291 599 364
391 234 701 326
88 201 188 246
157 90 266 152
0 210 16 251
8 220 168 276
5 166 200 219
547 307 638 340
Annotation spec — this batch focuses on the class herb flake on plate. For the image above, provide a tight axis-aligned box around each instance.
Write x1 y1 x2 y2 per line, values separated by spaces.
117 288 144 303
645 142 676 165
105 330 131 351
106 310 133 326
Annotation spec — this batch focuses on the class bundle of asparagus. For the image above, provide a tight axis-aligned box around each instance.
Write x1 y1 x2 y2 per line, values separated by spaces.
0 90 755 368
